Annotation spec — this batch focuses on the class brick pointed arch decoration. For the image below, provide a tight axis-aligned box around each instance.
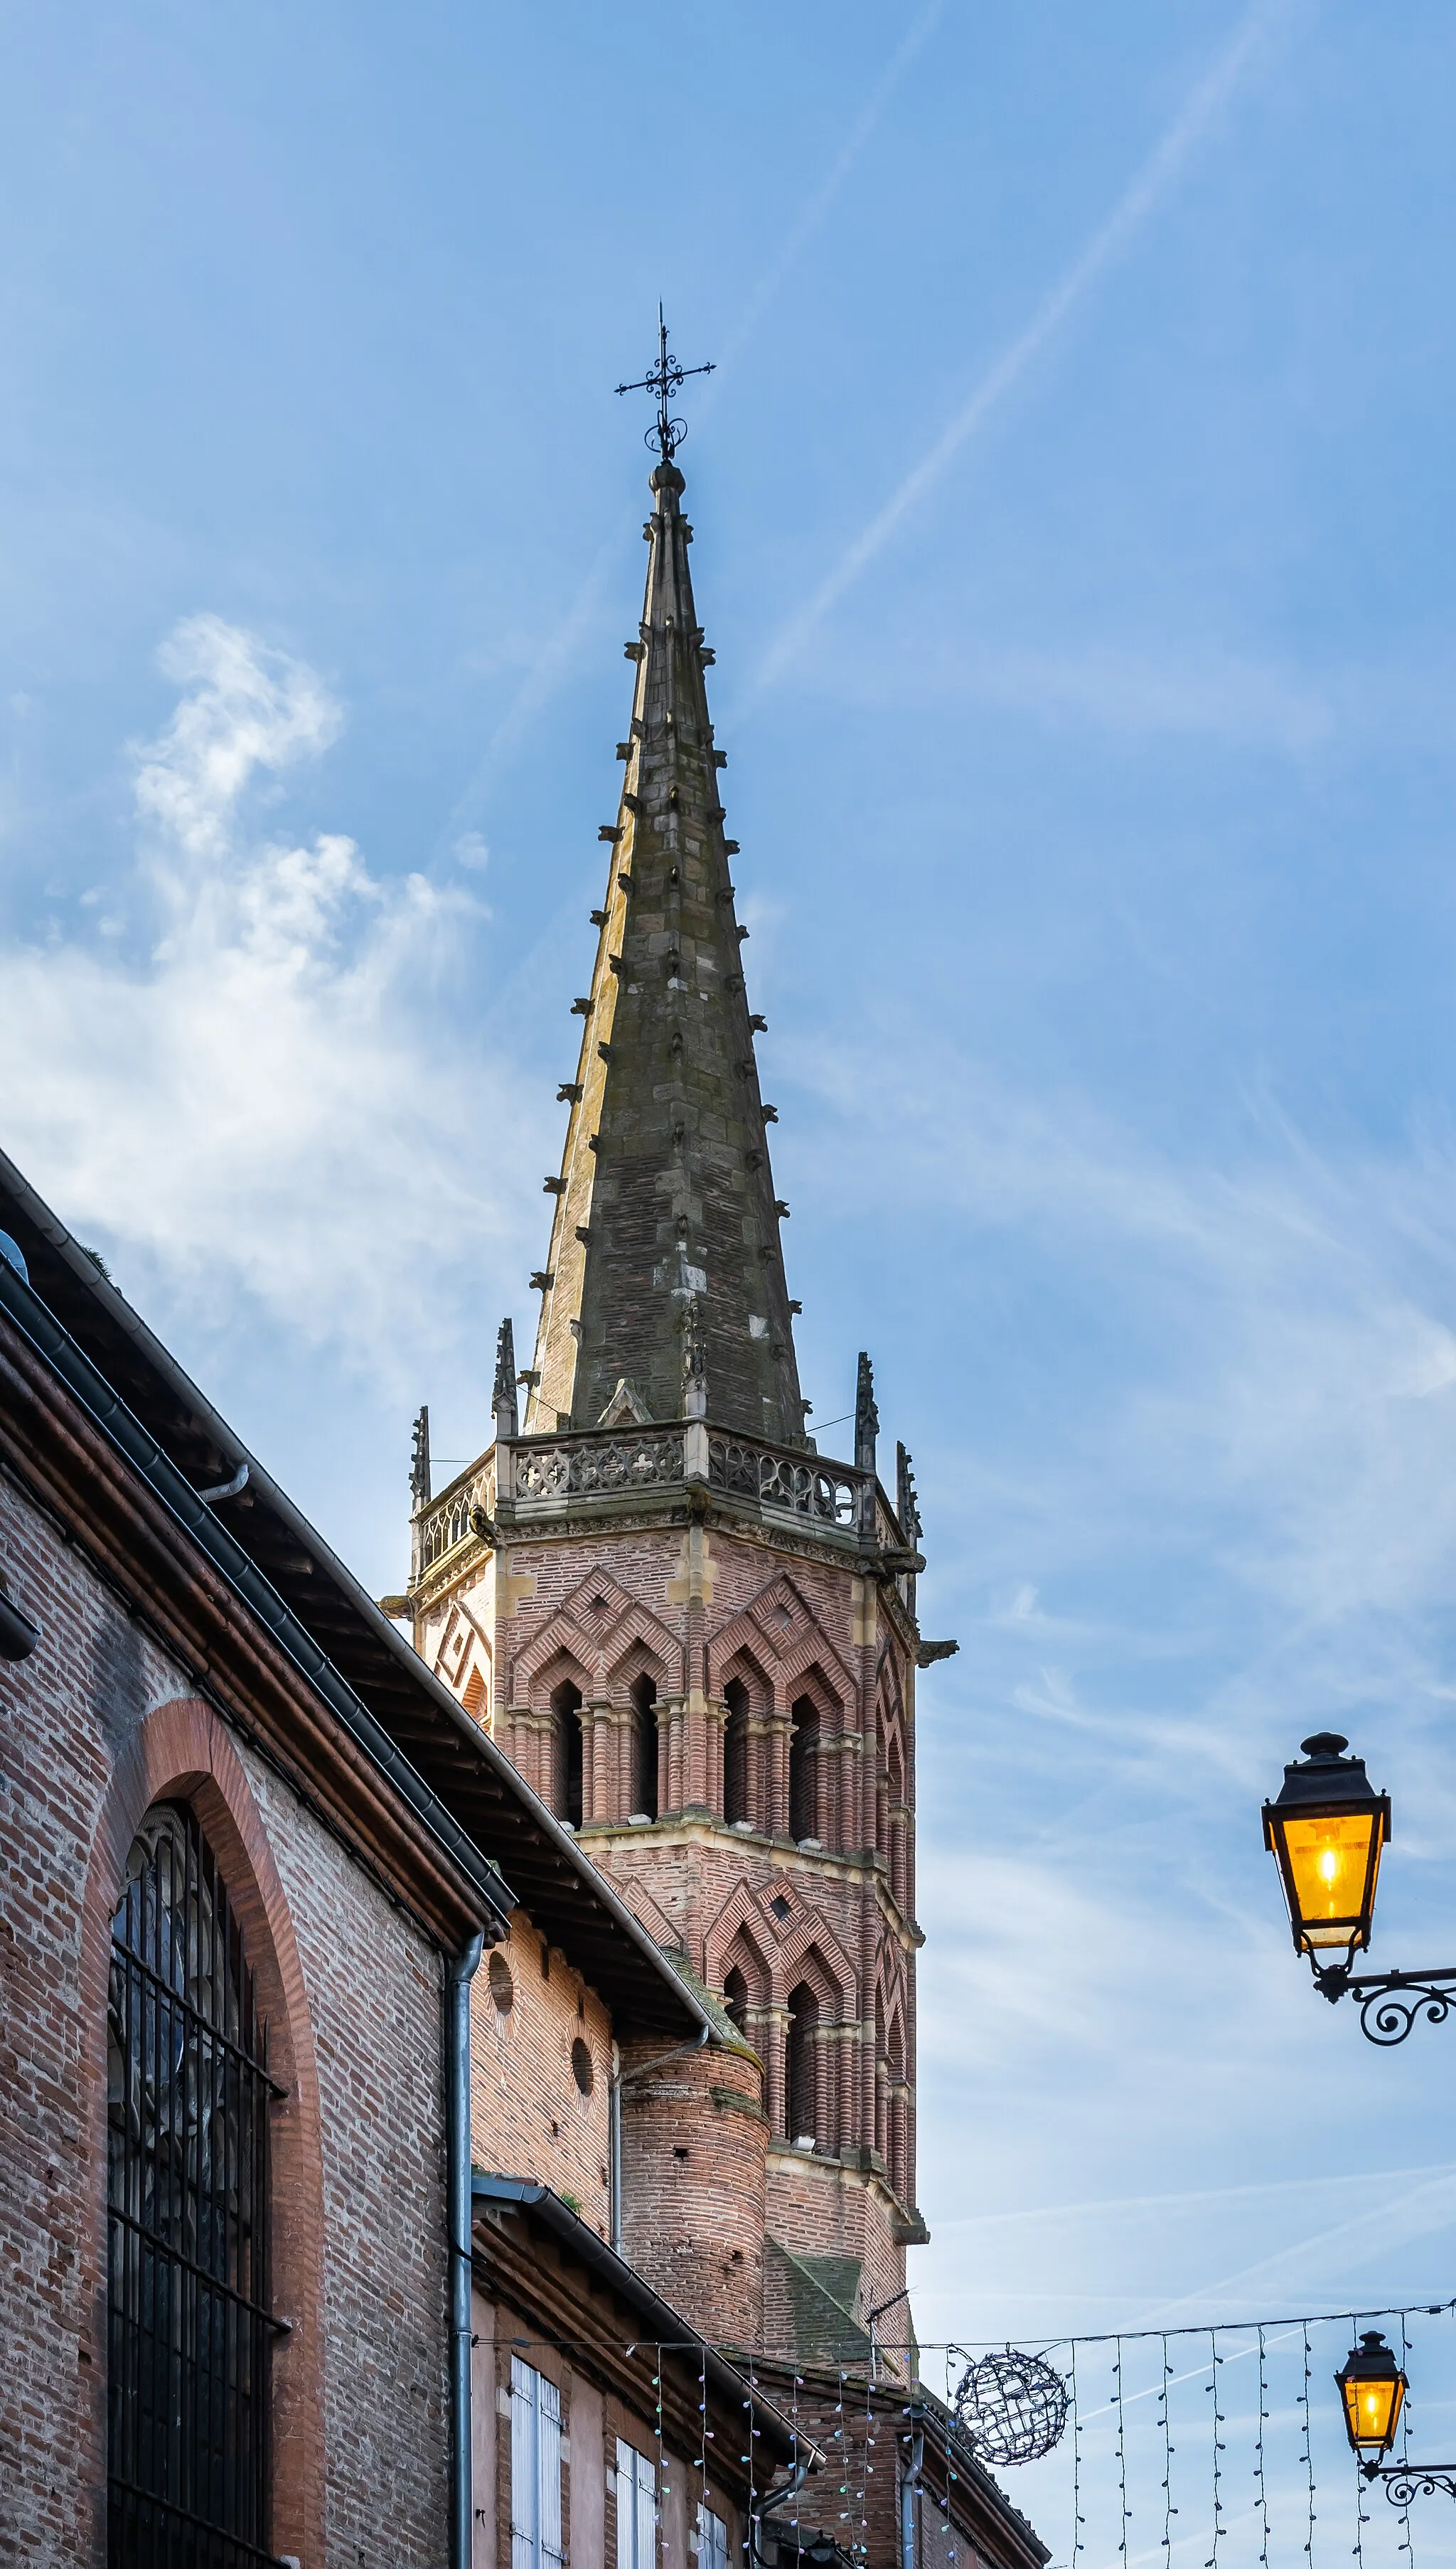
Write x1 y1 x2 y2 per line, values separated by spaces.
705 1575 857 1714
770 1908 858 2017
717 1921 773 2009
79 1697 327 2567
617 1875 678 1948
777 1634 856 1716
515 1625 596 1709
512 1571 682 1703
703 1876 776 1992
603 1628 670 1695
717 1642 774 1703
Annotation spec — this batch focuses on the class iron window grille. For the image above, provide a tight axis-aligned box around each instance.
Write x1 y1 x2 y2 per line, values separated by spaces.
107 1802 285 2568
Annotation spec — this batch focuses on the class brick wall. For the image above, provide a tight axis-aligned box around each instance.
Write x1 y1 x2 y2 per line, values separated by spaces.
1 1475 454 2565
418 1503 921 2361
618 2034 767 2345
472 1909 615 2230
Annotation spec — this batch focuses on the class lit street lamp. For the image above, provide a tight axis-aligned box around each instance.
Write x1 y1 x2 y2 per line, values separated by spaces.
1262 1734 1456 2044
1336 2333 1406 2472
1334 2332 1456 2506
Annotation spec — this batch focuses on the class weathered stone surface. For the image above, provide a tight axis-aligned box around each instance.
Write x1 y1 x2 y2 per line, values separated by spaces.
527 459 805 1445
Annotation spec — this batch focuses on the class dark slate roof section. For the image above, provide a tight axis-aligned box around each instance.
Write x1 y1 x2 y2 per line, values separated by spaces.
0 1144 710 2040
471 2174 805 2466
526 455 806 1445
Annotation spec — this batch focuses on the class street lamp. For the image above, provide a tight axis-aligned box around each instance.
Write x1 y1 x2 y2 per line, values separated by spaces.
1335 2333 1406 2472
1262 1735 1456 2044
1263 1735 1388 1965
1334 2332 1456 2506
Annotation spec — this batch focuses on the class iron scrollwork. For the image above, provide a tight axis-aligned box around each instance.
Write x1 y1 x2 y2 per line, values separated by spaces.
1379 2467 1456 2506
1311 1960 1456 2047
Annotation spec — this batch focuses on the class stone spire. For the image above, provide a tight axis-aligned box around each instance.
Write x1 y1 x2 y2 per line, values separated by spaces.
525 456 805 1444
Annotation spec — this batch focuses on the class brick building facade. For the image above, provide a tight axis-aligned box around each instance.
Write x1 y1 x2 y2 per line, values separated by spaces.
0 1158 806 2567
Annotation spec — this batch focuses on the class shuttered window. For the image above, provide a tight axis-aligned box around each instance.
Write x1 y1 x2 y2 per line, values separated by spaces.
695 2501 729 2569
615 2438 656 2569
511 2358 563 2569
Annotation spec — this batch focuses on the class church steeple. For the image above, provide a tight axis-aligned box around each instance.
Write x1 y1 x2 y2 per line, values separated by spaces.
525 447 806 1443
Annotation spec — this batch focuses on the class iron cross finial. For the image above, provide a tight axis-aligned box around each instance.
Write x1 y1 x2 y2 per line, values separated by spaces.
615 305 714 461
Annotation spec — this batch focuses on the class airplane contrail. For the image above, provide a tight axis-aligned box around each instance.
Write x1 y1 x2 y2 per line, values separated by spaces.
741 0 1297 710
711 0 948 383
443 1 949 834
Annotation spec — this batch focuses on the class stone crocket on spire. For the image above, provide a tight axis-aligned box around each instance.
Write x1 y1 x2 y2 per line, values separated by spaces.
525 453 805 1443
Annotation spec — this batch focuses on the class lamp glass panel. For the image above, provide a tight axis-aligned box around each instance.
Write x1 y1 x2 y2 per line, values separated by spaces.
1342 2372 1404 2454
1279 1810 1381 1948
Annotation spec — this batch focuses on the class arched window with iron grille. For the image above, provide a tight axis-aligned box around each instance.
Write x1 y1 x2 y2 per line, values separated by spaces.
107 1802 281 2566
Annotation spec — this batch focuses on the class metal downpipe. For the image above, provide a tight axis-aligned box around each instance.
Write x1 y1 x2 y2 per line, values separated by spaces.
900 2404 926 2569
447 1932 485 2569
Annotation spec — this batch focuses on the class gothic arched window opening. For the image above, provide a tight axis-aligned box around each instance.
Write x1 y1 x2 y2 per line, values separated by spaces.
722 1679 751 1827
788 1696 820 1844
108 1801 278 2566
723 1967 749 2040
785 1980 820 2146
630 1673 658 1820
552 1679 584 1827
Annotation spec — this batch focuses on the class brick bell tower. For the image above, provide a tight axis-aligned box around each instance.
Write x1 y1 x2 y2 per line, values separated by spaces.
406 387 953 2369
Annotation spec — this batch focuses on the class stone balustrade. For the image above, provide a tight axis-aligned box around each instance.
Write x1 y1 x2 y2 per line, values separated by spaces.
414 1421 909 1578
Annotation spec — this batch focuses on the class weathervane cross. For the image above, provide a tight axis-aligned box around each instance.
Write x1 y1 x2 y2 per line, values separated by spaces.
616 306 714 461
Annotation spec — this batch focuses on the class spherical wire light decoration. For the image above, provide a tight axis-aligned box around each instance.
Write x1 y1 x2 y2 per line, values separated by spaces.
952 2350 1071 2467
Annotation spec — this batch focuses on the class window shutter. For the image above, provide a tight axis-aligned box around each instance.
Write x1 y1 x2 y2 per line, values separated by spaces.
540 2373 563 2569
514 2359 563 2569
513 2361 538 2569
616 2439 657 2569
696 2505 728 2569
635 2445 658 2569
616 2441 635 2569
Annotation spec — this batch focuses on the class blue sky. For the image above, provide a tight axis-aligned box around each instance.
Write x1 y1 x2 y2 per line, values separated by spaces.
5 3 1456 2548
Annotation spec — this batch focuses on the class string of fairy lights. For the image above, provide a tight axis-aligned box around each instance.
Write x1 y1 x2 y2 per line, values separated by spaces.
486 2290 1455 2565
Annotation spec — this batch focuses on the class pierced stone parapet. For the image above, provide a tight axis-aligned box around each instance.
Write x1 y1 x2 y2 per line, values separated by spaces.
510 1424 687 1503
414 1458 497 1581
707 1434 860 1529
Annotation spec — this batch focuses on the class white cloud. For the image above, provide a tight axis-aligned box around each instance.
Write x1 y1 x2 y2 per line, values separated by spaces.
0 616 542 1385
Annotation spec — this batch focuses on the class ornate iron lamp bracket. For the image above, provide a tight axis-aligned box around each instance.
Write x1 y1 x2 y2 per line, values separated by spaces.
1376 2464 1456 2504
1311 1960 1456 2044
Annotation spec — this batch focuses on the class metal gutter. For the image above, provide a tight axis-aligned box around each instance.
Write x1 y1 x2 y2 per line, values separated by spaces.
0 1254 515 1925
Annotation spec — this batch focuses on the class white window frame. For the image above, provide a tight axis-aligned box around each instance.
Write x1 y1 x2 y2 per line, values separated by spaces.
512 2356 564 2569
616 2437 657 2569
695 2499 729 2569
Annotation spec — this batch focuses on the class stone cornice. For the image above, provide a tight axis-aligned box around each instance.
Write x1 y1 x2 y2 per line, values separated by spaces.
765 2140 930 2245
579 1812 924 1951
